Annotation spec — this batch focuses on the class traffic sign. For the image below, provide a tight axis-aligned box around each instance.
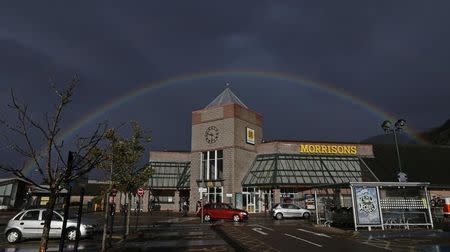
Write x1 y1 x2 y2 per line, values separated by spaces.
137 188 145 197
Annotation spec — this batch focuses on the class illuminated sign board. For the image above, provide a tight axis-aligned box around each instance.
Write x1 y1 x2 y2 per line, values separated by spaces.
246 127 255 145
299 144 357 155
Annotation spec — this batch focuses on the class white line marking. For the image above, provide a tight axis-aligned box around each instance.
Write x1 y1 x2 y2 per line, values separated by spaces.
253 224 274 231
284 233 323 247
297 228 332 238
252 227 268 235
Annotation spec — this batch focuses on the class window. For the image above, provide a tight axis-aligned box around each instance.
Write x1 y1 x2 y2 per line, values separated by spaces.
22 210 40 220
14 212 25 221
156 196 173 203
223 204 233 210
288 205 299 210
0 184 13 196
200 186 223 203
42 211 62 221
200 150 223 180
0 196 10 205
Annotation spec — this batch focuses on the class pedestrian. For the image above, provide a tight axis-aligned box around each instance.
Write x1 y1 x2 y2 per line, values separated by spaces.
196 200 202 214
182 201 188 217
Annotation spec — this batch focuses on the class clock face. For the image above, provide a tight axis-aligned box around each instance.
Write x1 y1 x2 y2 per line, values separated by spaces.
204 126 219 144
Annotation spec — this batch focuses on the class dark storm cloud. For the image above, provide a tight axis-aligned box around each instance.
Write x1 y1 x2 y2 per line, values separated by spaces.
1 1 449 170
240 1 450 127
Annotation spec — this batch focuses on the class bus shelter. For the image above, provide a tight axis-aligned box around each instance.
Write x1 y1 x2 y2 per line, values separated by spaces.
309 182 434 231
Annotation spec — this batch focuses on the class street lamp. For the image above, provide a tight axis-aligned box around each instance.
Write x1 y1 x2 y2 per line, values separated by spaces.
381 119 407 181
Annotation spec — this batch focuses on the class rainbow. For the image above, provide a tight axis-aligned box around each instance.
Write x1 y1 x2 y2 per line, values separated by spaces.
23 69 428 175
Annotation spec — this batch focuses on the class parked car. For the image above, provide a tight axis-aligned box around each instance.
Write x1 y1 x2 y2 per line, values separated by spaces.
271 203 311 220
197 203 248 222
4 209 95 243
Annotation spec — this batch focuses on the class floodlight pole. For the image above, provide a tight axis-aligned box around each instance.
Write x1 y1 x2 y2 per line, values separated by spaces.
392 129 403 173
382 119 406 176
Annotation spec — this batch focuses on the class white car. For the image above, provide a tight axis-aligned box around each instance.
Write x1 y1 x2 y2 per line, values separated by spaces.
4 209 94 243
271 203 311 220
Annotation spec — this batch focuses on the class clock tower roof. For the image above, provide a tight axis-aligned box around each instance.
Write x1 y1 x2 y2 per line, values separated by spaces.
205 87 248 109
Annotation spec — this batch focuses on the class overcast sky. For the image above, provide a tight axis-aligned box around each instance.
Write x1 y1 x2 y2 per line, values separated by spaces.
1 1 449 169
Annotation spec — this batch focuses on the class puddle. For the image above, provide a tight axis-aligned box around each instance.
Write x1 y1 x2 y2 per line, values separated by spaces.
125 239 227 248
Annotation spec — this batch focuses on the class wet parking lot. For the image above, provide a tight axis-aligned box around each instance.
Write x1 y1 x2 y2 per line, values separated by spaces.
1 212 450 252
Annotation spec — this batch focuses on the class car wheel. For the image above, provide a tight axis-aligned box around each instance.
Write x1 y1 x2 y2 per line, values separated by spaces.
6 229 21 243
233 215 240 222
204 214 211 222
303 212 310 219
66 228 79 241
276 213 283 220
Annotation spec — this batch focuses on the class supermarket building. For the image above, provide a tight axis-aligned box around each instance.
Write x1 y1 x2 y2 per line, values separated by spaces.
146 88 380 213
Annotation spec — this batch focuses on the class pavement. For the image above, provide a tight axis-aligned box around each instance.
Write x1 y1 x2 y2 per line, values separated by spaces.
353 229 450 252
0 211 233 252
1 211 450 251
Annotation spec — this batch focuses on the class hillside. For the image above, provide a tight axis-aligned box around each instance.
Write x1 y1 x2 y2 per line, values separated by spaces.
420 119 450 145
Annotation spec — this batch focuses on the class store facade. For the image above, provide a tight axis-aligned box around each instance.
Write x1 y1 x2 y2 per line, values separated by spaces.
146 88 383 213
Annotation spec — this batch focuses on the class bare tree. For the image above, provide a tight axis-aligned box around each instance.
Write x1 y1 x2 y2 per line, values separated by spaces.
101 121 152 243
0 76 108 252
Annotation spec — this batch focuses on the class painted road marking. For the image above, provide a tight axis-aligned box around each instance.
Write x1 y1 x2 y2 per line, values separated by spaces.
249 224 275 231
297 228 332 238
252 227 268 235
284 233 323 247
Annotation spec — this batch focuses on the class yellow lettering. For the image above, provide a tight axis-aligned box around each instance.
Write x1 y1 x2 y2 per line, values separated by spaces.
315 145 321 153
343 146 350 154
331 146 337 153
300 144 358 155
300 145 309 153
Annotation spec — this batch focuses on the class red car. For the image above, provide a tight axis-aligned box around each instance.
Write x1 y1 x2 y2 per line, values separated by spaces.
197 203 248 222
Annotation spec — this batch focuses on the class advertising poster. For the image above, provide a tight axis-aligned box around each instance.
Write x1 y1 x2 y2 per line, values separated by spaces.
235 193 243 209
304 194 315 210
354 186 381 225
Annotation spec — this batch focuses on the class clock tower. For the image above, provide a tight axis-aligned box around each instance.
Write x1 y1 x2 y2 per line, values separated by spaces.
190 87 263 210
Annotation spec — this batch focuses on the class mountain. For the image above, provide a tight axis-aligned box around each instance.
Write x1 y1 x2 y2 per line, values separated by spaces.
362 119 450 146
420 119 450 145
361 133 417 145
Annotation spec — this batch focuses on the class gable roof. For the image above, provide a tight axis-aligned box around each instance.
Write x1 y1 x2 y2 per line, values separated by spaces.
0 177 32 186
205 87 248 109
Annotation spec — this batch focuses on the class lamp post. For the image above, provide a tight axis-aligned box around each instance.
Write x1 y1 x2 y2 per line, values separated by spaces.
74 178 87 252
101 152 114 252
381 119 407 181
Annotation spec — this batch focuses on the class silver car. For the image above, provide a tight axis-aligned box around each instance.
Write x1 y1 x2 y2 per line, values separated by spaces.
4 209 94 243
272 203 311 220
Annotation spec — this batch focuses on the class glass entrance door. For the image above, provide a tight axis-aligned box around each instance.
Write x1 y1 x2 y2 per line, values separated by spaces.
246 193 255 213
243 188 265 213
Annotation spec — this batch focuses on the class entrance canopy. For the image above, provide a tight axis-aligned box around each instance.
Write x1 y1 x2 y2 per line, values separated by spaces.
149 161 190 189
242 154 379 188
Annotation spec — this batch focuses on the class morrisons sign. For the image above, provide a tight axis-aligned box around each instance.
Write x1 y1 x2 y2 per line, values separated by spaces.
299 144 358 155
